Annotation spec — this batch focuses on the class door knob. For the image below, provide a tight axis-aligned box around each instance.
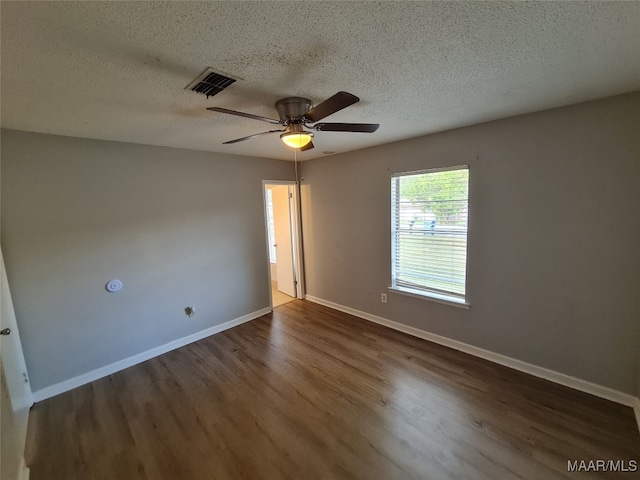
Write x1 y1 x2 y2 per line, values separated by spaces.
0 328 10 335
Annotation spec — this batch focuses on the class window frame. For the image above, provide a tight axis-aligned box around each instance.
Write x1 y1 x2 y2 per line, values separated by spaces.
390 165 470 309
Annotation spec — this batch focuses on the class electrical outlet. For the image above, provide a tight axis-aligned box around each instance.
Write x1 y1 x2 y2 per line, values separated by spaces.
381 293 387 303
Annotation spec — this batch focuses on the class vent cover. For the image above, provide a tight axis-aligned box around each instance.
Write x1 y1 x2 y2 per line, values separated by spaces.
186 68 238 98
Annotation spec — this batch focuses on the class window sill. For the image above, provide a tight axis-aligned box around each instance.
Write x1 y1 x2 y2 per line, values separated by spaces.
388 286 470 310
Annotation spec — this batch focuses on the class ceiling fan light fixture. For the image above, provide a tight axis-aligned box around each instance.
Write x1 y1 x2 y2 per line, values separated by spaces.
280 131 314 149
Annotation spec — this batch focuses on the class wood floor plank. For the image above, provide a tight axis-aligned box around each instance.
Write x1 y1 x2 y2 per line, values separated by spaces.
26 300 640 479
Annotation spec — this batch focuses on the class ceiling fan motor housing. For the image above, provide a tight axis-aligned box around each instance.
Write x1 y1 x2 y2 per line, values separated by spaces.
275 97 312 123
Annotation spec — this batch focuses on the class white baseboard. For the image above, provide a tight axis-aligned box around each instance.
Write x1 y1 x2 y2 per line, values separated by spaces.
633 398 640 434
32 307 272 402
305 296 639 415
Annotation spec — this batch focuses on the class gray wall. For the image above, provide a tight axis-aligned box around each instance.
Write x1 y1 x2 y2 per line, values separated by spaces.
1 130 294 392
300 92 640 395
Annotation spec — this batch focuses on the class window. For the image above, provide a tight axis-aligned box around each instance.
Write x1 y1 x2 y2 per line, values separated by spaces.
391 166 469 306
266 189 277 262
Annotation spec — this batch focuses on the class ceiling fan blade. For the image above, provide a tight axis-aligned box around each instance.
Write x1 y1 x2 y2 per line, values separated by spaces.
313 123 379 133
222 129 285 144
304 91 359 122
300 141 315 152
207 107 281 125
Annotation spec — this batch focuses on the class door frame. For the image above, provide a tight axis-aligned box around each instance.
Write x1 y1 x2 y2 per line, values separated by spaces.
262 180 305 307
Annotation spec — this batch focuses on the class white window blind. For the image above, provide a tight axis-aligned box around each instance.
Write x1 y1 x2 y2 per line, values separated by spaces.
391 166 469 302
266 189 277 262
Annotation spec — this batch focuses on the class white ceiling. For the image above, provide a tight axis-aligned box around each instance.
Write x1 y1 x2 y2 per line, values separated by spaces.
1 1 639 161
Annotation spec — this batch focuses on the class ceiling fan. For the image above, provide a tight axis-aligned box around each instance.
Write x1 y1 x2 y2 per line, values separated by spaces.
206 91 379 151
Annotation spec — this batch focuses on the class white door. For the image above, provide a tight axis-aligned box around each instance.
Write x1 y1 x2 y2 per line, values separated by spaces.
1 248 33 480
271 185 296 297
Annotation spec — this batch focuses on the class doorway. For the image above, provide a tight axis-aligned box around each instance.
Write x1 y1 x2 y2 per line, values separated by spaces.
263 181 303 308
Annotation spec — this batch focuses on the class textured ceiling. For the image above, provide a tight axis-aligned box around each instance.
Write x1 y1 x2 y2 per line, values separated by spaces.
1 1 639 161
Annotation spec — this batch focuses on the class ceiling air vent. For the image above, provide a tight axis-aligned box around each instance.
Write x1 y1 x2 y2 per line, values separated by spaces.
186 68 238 98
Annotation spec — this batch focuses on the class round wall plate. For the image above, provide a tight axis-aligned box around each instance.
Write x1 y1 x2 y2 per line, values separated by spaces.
106 279 123 293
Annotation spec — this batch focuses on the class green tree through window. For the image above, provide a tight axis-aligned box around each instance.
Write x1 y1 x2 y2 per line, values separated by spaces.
399 169 468 225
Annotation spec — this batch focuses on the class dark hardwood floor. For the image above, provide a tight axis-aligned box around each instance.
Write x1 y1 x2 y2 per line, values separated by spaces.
26 300 639 479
